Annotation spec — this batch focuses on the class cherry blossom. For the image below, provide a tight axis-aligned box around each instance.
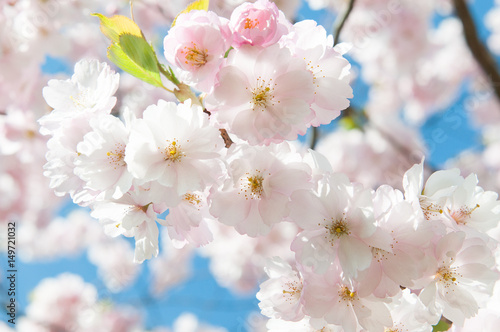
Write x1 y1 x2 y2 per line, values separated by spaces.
74 113 133 200
125 99 225 196
209 142 311 237
90 187 166 263
87 237 140 292
24 273 97 331
229 0 290 48
257 257 305 321
301 264 393 332
417 231 498 326
7 0 500 330
206 44 314 145
281 20 353 126
40 59 119 135
159 189 215 248
356 185 434 298
289 172 379 276
163 10 232 92
385 289 440 332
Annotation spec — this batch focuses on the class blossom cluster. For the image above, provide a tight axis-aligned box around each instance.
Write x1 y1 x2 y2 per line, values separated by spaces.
35 0 500 331
0 273 227 332
39 0 352 263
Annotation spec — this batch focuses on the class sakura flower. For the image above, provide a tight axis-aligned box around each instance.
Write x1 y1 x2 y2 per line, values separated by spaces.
18 209 104 261
160 189 214 248
417 231 498 326
288 172 378 276
229 0 290 48
87 237 140 292
25 273 97 331
301 265 393 332
209 142 312 237
451 279 500 332
316 121 426 190
403 160 462 221
403 160 500 234
43 113 99 206
163 10 232 92
356 185 434 298
205 44 314 145
74 113 133 200
384 289 440 332
90 187 167 263
40 58 119 135
282 20 353 126
257 257 305 321
441 173 500 233
125 99 225 196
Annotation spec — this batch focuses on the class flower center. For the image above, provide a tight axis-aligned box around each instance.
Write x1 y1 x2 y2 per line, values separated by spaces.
282 280 302 303
305 58 323 87
163 140 184 163
239 170 268 199
181 43 208 68
70 88 95 110
385 327 403 332
106 143 126 169
371 247 392 263
448 204 480 225
243 17 259 29
419 196 443 220
249 78 276 111
339 286 357 302
184 192 202 208
324 217 349 245
435 266 461 287
248 175 263 196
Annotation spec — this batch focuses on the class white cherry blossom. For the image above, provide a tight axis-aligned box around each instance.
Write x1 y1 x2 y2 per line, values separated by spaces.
205 44 314 145
40 59 119 135
125 99 225 196
289 172 378 276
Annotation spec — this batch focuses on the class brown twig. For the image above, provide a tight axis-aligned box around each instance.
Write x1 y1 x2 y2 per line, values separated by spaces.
334 0 356 46
310 0 356 150
453 0 500 101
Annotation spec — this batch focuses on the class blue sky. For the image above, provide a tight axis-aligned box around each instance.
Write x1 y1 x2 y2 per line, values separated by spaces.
2 0 499 330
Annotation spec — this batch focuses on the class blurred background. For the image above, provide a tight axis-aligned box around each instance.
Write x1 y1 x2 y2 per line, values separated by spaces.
1 0 500 331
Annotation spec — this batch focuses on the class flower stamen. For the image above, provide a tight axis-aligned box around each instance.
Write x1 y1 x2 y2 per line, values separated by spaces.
180 43 208 68
163 140 184 163
419 197 443 220
106 143 126 169
244 17 259 29
184 192 202 208
339 286 357 302
448 204 480 225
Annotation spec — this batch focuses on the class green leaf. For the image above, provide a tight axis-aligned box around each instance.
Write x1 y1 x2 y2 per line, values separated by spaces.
432 319 451 332
92 13 142 43
107 34 163 88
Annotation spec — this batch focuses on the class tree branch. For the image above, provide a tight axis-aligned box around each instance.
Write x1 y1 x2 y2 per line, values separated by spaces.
334 0 356 46
453 0 500 101
310 0 356 150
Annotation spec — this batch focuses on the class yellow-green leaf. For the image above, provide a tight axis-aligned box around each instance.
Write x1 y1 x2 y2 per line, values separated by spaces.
92 13 142 43
432 320 451 332
107 34 163 88
172 0 210 27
